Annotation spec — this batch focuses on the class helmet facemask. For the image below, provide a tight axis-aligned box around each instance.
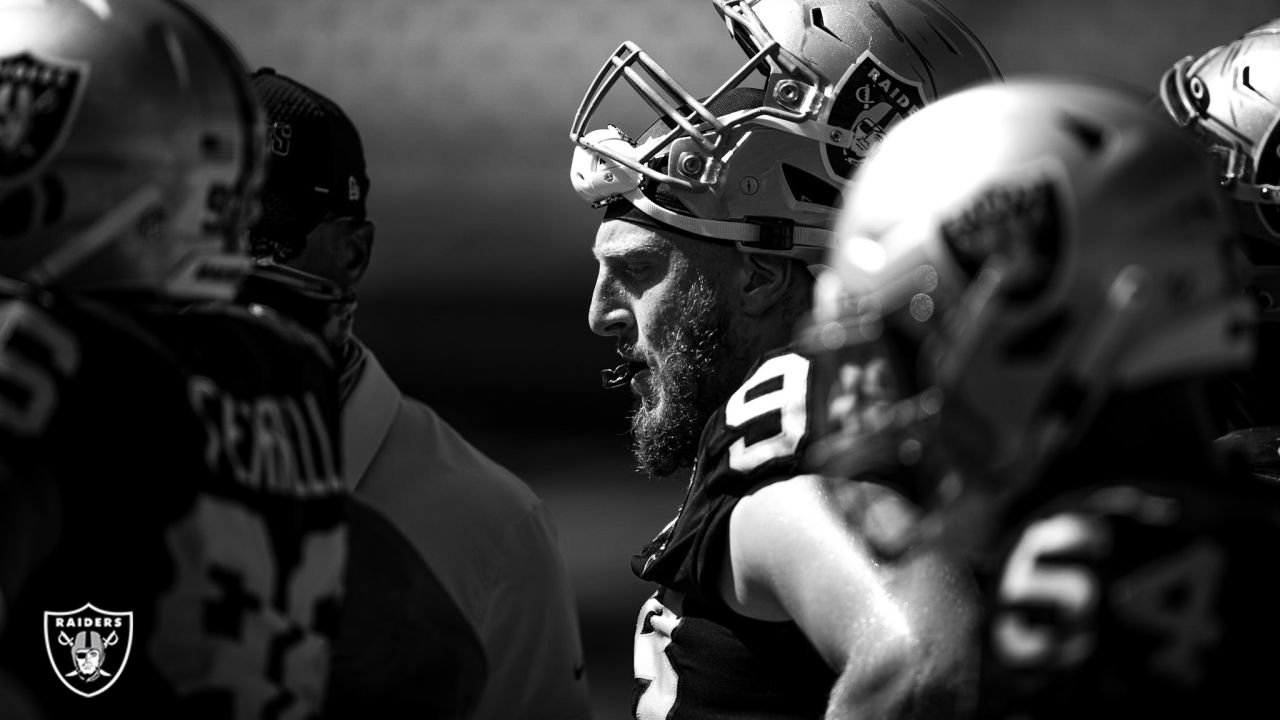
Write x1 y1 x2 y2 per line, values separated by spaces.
569 0 1001 264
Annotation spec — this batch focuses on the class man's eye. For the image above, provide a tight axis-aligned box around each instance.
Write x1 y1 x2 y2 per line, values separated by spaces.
623 263 652 280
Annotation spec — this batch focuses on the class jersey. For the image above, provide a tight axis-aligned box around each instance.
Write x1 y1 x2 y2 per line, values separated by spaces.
0 287 346 720
972 457 1280 719
630 348 836 720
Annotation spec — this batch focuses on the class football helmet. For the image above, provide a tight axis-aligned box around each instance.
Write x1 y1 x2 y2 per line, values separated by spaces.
569 0 1000 263
800 78 1255 536
1159 19 1280 292
0 0 264 299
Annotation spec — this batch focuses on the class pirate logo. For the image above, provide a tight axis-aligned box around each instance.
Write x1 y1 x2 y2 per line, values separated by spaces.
823 51 925 181
0 52 87 180
940 172 1064 302
44 603 133 698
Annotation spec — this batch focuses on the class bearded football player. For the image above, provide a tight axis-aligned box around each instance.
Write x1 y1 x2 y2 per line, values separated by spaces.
569 0 1000 716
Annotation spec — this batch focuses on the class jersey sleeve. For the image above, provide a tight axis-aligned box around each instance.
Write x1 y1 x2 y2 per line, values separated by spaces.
633 349 819 604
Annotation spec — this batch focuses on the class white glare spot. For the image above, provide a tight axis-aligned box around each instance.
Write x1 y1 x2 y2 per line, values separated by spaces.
73 0 110 19
843 236 886 273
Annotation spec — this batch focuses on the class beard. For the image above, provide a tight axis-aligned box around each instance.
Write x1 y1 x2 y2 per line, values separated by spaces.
628 274 742 478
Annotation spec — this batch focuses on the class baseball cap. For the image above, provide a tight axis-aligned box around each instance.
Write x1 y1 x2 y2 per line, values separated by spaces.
249 67 370 260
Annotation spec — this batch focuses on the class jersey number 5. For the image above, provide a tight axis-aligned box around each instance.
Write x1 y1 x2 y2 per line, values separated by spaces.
0 300 79 437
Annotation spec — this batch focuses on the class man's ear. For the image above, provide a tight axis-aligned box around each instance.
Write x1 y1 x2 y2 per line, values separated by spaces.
738 252 794 317
339 220 375 288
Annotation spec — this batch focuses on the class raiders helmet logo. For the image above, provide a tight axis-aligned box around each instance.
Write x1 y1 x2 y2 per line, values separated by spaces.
940 174 1064 302
44 603 134 698
824 51 925 181
0 52 87 180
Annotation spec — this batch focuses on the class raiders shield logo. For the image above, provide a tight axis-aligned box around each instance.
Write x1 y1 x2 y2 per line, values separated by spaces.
940 172 1064 302
0 52 88 180
43 603 133 698
823 51 925 181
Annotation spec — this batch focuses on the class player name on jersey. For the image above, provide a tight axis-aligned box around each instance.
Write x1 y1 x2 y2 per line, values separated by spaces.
188 375 342 498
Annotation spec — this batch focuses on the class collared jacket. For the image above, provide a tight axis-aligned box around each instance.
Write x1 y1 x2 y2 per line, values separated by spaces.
343 346 592 720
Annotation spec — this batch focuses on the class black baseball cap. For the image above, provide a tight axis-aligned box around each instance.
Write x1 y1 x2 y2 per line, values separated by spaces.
249 67 370 260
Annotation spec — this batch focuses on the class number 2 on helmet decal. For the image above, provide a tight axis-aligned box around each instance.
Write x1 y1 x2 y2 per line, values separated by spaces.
724 353 811 472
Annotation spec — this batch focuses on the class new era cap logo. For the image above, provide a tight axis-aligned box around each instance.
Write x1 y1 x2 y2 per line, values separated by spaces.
44 603 133 698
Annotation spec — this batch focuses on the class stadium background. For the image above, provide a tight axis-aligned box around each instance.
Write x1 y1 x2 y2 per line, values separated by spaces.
186 1 1279 717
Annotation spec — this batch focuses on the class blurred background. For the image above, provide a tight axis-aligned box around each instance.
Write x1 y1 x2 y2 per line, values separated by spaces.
185 0 1279 717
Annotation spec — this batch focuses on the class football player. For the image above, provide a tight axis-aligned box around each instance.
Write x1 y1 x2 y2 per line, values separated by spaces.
1157 18 1280 479
802 76 1277 717
0 1 347 717
569 0 999 716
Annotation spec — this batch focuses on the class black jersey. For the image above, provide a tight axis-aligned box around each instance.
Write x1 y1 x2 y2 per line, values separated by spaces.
974 464 1280 719
631 348 836 719
0 288 346 719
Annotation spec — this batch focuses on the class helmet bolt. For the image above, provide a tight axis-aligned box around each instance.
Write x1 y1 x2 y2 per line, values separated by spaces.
604 172 615 183
1189 76 1205 99
829 129 844 143
679 153 705 177
740 176 760 195
775 80 803 108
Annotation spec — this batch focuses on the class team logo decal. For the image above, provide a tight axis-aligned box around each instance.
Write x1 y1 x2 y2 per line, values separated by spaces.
0 52 87 180
940 172 1064 302
44 603 133 698
823 51 925 180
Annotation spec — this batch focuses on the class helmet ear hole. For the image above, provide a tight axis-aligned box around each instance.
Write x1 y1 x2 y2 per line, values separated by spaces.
810 8 841 41
780 164 840 208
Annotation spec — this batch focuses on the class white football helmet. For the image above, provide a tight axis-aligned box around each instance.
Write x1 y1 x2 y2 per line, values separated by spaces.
0 0 264 299
801 78 1255 525
569 0 1000 263
1160 20 1280 237
1158 19 1280 433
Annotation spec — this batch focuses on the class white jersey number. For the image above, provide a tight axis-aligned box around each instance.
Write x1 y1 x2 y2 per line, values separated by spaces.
995 509 1224 686
633 592 684 720
153 496 346 719
724 354 810 473
0 300 79 437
